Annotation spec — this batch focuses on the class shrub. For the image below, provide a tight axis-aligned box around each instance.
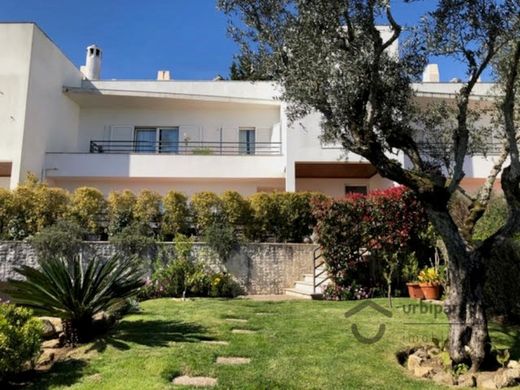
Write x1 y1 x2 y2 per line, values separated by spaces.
204 221 239 261
28 220 86 259
209 273 243 298
134 190 163 236
161 191 191 239
278 192 327 242
33 186 69 232
473 196 507 241
313 187 430 299
248 192 281 241
107 190 136 236
221 191 253 229
0 304 42 382
0 189 13 239
191 192 223 234
484 238 520 322
9 255 144 345
68 187 107 236
110 223 156 257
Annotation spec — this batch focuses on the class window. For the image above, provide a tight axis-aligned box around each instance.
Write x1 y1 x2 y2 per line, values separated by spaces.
239 128 256 155
134 127 179 153
345 186 368 195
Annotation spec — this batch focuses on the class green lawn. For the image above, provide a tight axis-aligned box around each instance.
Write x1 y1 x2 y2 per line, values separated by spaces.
27 298 520 390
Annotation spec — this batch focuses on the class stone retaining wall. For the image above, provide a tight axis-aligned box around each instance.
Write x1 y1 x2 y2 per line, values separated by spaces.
0 241 317 295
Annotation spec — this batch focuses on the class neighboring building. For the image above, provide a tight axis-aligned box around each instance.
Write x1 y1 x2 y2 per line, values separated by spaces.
0 23 502 198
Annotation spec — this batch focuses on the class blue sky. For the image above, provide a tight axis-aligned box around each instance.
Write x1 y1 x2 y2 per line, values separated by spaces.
1 0 488 81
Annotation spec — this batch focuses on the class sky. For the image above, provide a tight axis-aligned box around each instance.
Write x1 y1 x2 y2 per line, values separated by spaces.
0 0 490 82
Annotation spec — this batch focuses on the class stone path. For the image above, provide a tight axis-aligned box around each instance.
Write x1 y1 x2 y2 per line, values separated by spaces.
173 312 258 387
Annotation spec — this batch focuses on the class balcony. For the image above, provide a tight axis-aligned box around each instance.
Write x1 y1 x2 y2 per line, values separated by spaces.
89 140 282 156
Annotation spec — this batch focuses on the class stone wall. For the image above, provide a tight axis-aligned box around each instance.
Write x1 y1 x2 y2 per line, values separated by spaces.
0 241 317 295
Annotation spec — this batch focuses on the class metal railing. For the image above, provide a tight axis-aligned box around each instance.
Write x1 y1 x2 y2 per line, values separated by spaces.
89 140 282 156
417 141 504 155
313 247 330 295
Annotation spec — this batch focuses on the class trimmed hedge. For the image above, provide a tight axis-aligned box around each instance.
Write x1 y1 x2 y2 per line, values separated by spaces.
0 177 327 243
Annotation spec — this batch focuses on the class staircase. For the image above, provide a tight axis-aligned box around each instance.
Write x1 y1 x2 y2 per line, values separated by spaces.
285 247 330 300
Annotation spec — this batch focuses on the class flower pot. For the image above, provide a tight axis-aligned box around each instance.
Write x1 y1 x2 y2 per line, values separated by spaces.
419 283 441 300
406 282 425 300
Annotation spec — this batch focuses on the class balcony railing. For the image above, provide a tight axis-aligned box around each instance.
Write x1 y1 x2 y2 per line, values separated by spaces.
89 140 282 156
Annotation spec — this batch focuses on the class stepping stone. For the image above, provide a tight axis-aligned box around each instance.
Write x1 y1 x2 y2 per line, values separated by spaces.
172 375 217 387
201 340 229 345
231 329 257 334
216 357 251 365
255 312 274 316
225 318 248 323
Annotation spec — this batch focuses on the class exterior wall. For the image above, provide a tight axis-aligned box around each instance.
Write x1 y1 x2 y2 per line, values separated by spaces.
19 26 82 185
0 24 33 186
49 177 285 197
0 241 316 295
73 101 281 153
296 175 394 198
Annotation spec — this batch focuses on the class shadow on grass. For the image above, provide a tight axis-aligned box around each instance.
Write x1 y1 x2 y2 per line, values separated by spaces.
7 359 89 390
88 319 214 353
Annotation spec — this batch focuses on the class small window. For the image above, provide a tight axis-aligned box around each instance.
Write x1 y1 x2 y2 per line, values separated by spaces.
345 186 367 195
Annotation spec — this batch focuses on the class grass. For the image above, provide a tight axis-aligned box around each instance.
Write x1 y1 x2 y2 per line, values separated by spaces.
26 298 520 389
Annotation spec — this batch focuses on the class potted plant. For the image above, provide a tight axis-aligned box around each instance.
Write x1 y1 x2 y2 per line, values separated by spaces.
418 267 443 300
403 254 424 299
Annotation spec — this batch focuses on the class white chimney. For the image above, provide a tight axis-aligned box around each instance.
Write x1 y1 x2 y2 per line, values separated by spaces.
423 64 440 83
81 45 102 80
157 70 171 80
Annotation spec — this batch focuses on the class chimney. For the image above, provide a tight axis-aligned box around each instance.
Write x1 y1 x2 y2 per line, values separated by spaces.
157 70 171 80
81 45 102 80
423 64 440 83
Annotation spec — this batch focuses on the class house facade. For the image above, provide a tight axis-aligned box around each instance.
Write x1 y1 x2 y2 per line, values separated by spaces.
0 23 502 198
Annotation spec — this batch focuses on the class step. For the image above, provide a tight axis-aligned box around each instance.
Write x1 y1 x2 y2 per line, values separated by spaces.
303 274 329 284
284 288 313 299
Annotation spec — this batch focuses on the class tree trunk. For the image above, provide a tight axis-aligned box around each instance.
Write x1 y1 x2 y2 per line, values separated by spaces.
444 250 490 371
426 208 490 371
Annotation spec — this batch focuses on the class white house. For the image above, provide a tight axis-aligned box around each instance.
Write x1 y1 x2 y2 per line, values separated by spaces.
0 23 503 198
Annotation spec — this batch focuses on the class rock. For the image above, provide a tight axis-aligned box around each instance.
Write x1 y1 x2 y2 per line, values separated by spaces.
479 379 497 389
407 354 423 371
414 366 434 378
507 360 520 369
428 347 441 358
39 317 62 339
42 339 61 349
494 367 520 388
38 350 55 365
432 371 454 386
458 374 477 388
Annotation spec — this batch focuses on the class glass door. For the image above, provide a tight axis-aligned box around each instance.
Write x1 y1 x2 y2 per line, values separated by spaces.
239 128 256 155
134 128 156 153
159 128 179 153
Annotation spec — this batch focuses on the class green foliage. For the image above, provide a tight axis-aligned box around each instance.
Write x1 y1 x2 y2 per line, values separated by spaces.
68 187 107 236
9 255 144 345
174 233 194 261
248 192 281 241
0 304 42 381
473 196 507 241
161 191 191 239
0 189 13 239
191 192 223 234
107 190 136 236
28 220 86 260
3 174 70 240
484 238 520 321
221 190 252 228
110 223 156 257
204 221 239 262
209 273 243 298
134 190 163 236
229 52 274 81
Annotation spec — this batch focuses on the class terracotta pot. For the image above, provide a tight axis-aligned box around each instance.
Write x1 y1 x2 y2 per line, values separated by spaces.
419 283 441 300
406 282 425 300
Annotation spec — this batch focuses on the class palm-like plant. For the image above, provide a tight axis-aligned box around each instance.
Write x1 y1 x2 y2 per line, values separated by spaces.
8 255 144 345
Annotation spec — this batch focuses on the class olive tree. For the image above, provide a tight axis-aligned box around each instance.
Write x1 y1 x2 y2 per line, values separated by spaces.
218 0 520 371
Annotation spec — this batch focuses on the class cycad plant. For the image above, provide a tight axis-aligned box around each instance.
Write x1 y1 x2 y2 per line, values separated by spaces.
8 255 144 345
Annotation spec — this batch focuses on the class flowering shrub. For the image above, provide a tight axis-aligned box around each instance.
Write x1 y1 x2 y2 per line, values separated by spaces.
313 186 430 299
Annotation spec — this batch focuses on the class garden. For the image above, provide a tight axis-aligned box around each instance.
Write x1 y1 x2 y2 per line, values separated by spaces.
0 175 519 388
